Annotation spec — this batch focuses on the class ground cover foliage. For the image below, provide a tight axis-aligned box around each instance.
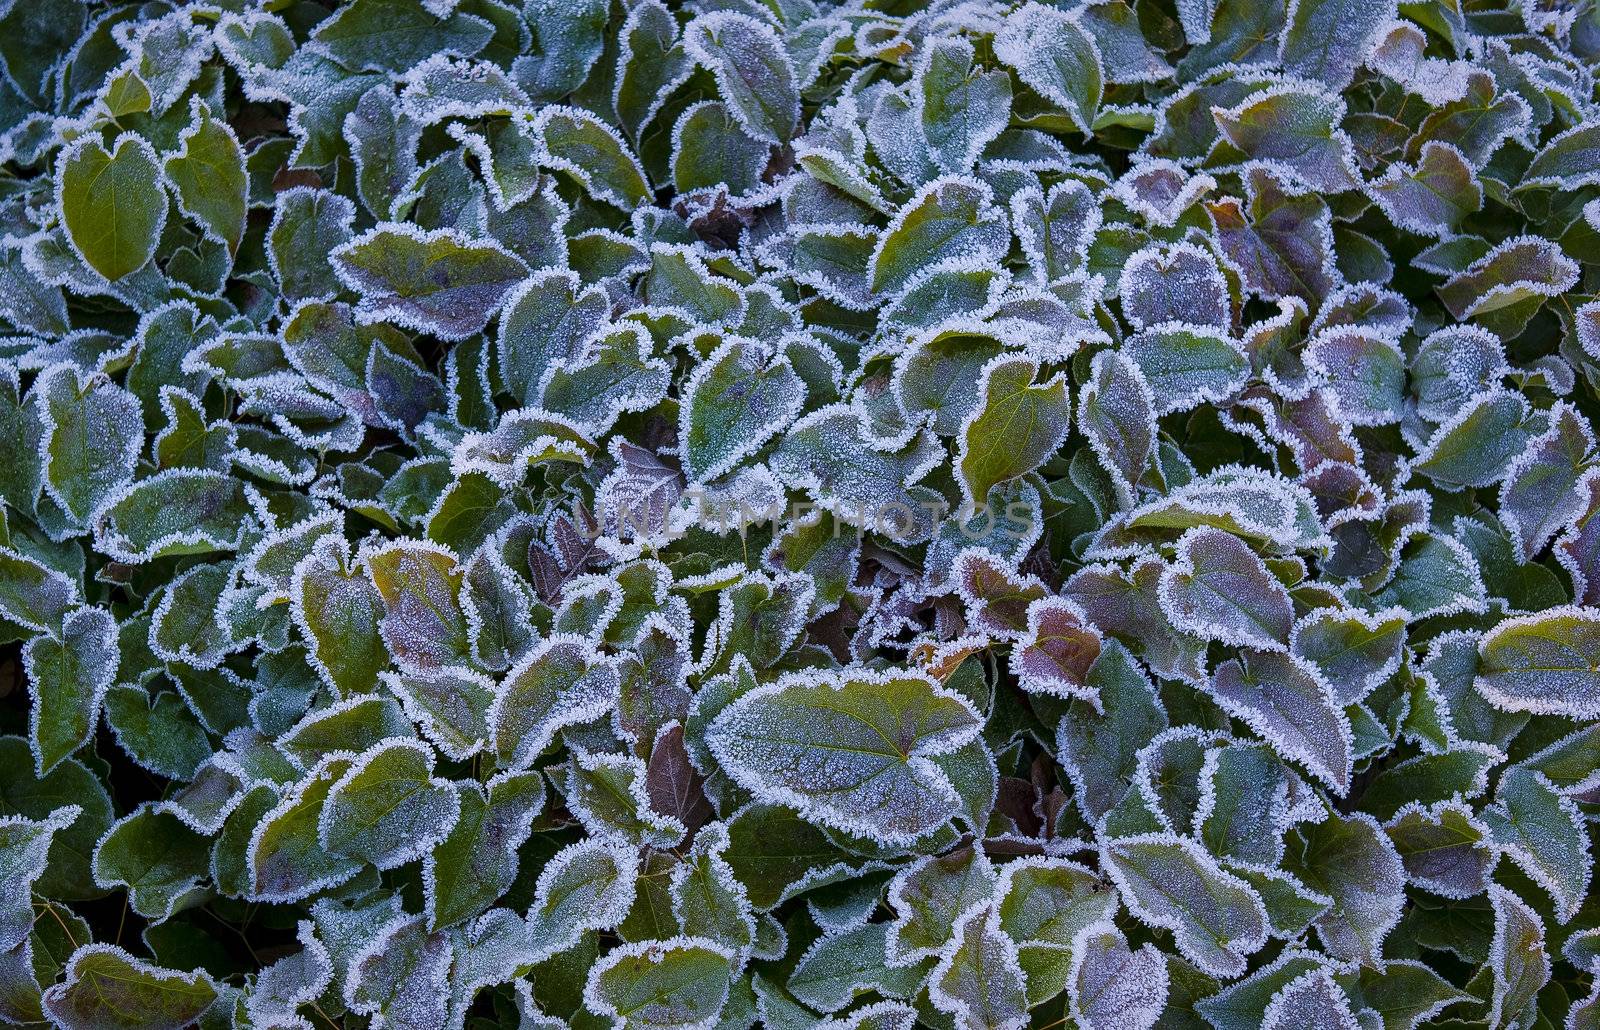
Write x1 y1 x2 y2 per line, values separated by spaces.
4 0 1600 1026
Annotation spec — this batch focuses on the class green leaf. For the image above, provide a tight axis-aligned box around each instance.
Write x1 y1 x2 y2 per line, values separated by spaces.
1355 959 1473 1029
0 737 114 901
1160 527 1294 650
957 355 1073 515
1212 85 1358 192
56 132 167 282
1384 800 1495 901
886 845 997 964
1123 323 1249 413
707 667 982 845
680 336 805 484
37 363 142 526
1079 349 1155 506
518 0 609 101
789 920 922 1013
42 945 216 1030
771 407 944 540
270 188 356 300
0 545 79 635
1282 811 1404 966
1056 641 1170 821
91 806 208 922
103 686 211 781
536 106 653 209
919 37 1012 174
1197 742 1294 865
332 224 529 341
311 0 493 74
1369 141 1482 237
684 12 800 144
995 2 1104 135
94 468 253 564
0 805 77 952
1477 606 1600 718
1500 402 1596 562
1210 648 1352 793
319 738 459 869
1518 119 1600 191
1482 766 1590 923
24 607 117 777
870 177 1009 296
163 99 247 254
672 101 770 196
247 758 362 902
491 636 619 771
929 905 1030 1030
585 936 734 1030
1278 0 1394 88
527 837 638 960
1435 237 1579 321
616 1 693 141
1486 885 1549 1030
722 803 860 911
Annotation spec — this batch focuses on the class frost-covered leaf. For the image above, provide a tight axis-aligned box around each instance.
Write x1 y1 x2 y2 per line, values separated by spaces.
708 668 980 845
56 133 166 282
1101 834 1269 977
928 904 1030 1030
319 738 460 870
1213 86 1359 192
995 3 1103 135
1123 323 1249 414
25 607 117 776
584 936 734 1030
528 836 637 960
91 806 208 922
312 0 493 74
681 337 804 484
886 845 996 965
491 635 619 771
37 363 142 525
871 177 1009 296
1436 237 1579 322
42 945 215 1030
1290 607 1405 704
957 355 1072 515
1160 527 1293 651
918 37 1012 175
164 98 247 254
1368 141 1481 237
1486 885 1549 1030
0 805 77 952
1283 811 1404 965
1411 390 1540 489
1261 968 1361 1030
1078 349 1154 506
1481 766 1590 923
332 224 529 341
1477 606 1600 718
1279 0 1395 89
789 920 921 1013
1067 921 1168 1030
1519 120 1600 191
684 13 800 144
1211 648 1352 793
1120 241 1229 331
1499 403 1595 562
536 106 653 209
